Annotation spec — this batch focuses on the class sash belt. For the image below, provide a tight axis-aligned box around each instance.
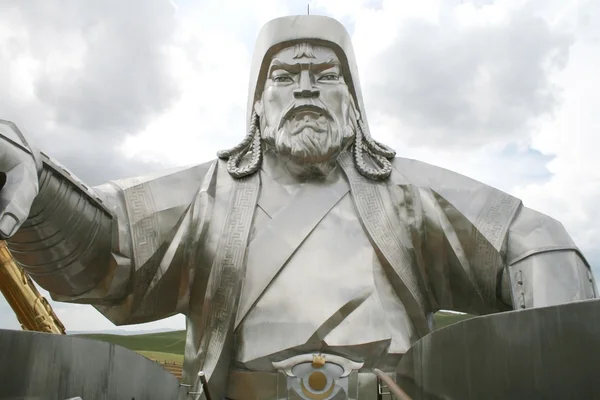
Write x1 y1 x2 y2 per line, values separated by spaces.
226 369 396 400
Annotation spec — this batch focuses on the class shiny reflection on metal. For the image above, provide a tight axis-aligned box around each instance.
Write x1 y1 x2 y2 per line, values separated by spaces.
0 14 597 400
235 170 350 328
0 329 183 399
397 299 600 400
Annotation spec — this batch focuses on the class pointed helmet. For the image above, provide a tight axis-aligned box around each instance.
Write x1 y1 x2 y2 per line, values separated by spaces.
246 15 367 132
219 15 395 180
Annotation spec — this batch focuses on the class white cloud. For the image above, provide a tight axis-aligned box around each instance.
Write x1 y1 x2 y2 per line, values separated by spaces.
514 30 600 253
120 23 251 166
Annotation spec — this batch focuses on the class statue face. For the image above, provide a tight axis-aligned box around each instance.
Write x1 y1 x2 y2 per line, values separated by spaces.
257 43 358 167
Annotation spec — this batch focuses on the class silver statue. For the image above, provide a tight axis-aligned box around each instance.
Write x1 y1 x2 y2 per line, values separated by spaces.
0 15 596 400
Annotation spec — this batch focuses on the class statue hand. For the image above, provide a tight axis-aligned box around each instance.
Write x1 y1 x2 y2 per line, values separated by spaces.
0 120 41 239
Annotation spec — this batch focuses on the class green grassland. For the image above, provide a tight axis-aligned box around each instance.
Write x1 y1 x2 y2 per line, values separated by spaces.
77 312 472 364
136 350 184 364
434 311 473 329
76 330 186 363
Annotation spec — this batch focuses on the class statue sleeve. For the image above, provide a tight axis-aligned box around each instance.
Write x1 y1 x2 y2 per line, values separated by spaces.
8 154 216 325
418 181 596 315
502 205 597 309
393 157 596 315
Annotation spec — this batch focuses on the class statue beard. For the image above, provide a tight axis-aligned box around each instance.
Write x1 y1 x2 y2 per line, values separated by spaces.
261 101 356 176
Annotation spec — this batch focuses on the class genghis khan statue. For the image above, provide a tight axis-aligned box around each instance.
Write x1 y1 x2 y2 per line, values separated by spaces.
0 15 596 400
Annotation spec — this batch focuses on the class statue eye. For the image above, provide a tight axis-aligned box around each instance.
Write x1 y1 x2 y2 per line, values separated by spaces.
272 75 293 83
319 74 339 82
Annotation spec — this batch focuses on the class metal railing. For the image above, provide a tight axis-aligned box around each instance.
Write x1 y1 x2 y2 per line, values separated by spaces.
374 368 413 400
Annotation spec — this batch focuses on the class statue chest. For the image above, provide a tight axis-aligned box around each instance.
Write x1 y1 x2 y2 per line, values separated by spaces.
234 194 415 370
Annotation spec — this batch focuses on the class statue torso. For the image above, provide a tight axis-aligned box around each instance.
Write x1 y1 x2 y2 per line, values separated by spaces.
236 184 415 371
102 156 524 398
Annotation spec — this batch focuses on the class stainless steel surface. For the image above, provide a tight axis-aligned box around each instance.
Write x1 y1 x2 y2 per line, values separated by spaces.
0 120 41 239
8 153 113 297
235 169 350 330
0 329 183 400
396 299 600 400
0 14 596 400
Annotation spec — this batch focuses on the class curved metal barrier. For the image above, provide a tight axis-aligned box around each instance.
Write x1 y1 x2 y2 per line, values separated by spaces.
396 299 600 400
0 329 185 400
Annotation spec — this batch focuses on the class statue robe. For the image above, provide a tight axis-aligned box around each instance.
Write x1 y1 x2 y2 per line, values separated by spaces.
47 151 594 396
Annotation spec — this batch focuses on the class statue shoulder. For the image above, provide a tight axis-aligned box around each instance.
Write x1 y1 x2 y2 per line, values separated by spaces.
391 157 522 227
93 159 218 216
391 157 496 192
103 159 217 191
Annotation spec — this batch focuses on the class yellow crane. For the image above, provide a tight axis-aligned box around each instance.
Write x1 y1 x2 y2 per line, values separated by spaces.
0 240 65 334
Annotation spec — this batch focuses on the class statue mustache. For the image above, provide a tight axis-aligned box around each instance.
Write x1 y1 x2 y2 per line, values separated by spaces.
277 100 333 132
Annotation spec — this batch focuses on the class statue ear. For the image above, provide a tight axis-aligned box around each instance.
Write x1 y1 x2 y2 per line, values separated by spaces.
350 96 361 121
254 100 264 118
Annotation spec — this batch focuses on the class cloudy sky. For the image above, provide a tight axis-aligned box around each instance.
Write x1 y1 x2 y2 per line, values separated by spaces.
0 0 598 332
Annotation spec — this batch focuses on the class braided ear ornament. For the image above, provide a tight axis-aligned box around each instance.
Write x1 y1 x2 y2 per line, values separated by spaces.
217 111 262 178
353 119 395 181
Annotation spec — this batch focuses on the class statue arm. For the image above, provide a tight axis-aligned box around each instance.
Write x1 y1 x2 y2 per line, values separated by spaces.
500 205 597 310
425 193 597 314
7 153 216 325
7 153 114 298
393 157 596 314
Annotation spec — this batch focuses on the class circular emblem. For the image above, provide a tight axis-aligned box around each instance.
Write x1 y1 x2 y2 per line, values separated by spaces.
308 371 327 391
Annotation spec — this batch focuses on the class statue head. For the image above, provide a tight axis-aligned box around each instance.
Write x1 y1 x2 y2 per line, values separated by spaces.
218 15 395 180
256 42 359 176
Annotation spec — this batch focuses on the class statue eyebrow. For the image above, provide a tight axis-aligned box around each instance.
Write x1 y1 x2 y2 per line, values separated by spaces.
269 59 300 74
269 59 340 75
317 59 341 72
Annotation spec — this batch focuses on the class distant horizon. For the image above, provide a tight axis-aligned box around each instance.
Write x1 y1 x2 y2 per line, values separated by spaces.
67 327 180 336
0 326 180 335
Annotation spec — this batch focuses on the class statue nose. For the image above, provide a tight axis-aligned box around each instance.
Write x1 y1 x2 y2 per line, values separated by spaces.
294 70 320 99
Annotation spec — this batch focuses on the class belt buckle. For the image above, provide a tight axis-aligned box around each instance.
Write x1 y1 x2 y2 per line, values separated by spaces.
272 353 363 400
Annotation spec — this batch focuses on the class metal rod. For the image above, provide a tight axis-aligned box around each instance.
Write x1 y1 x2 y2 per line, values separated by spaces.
373 368 413 400
198 371 212 400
